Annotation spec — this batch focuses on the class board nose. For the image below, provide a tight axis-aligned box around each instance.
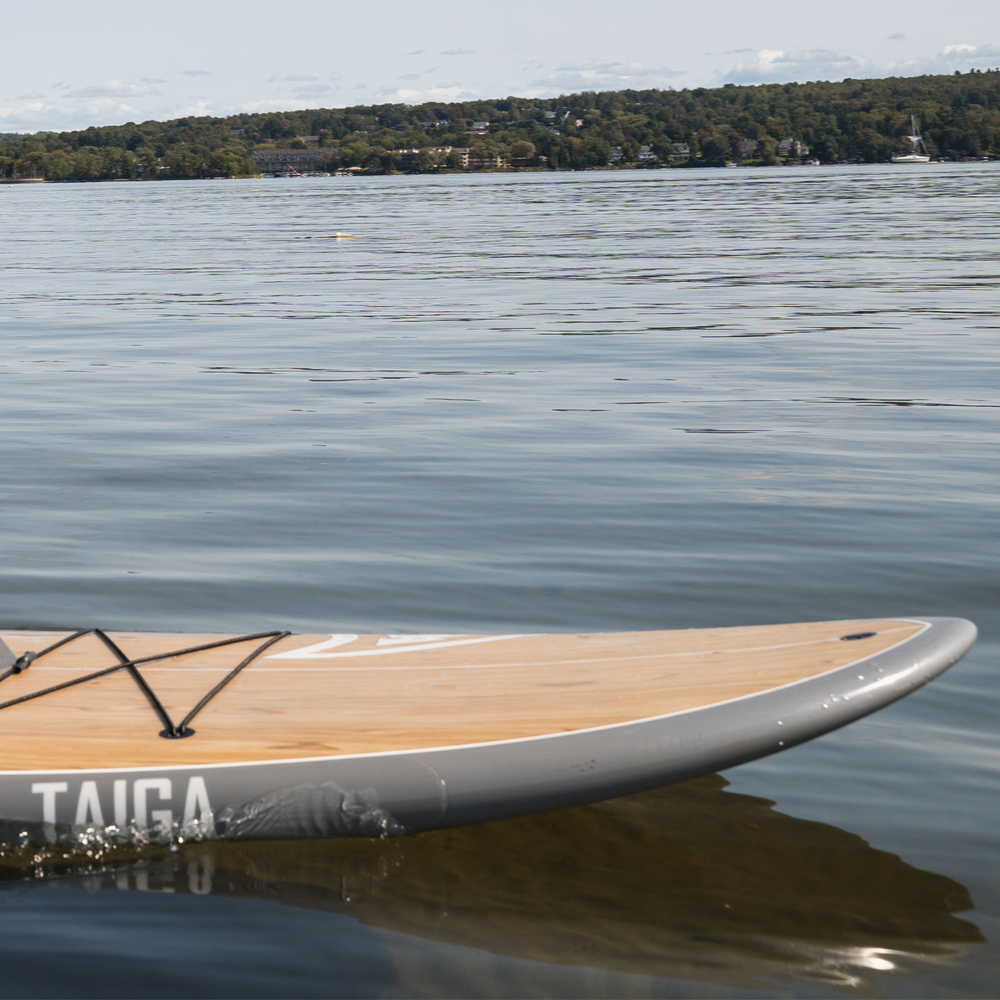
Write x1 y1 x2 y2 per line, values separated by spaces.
0 639 16 672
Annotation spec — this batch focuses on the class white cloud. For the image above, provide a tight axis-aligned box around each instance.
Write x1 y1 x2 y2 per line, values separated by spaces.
720 43 1000 86
292 83 335 97
722 49 868 85
0 97 138 131
67 80 162 99
528 60 684 95
240 98 300 112
159 100 214 118
182 70 211 77
380 85 479 104
238 96 331 112
889 43 1000 76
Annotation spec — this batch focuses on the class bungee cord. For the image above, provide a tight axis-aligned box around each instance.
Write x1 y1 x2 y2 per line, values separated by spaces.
0 629 290 738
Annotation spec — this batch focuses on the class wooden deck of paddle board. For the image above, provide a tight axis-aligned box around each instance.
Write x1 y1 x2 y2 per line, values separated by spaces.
0 619 921 770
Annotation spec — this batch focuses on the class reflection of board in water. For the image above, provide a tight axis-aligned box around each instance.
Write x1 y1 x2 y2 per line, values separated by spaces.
31 775 983 992
0 617 976 839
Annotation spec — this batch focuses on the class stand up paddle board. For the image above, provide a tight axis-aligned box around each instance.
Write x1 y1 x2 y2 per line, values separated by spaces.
0 617 975 842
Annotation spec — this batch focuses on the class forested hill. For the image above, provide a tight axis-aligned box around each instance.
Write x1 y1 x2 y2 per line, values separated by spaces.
2 70 998 181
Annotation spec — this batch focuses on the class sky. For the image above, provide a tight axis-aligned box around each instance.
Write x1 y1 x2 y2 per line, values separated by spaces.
2 0 998 133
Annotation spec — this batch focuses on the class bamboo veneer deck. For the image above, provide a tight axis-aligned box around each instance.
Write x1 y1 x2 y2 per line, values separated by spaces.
0 619 921 771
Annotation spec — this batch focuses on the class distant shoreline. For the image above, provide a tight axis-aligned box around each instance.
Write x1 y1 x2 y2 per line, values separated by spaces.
2 70 997 183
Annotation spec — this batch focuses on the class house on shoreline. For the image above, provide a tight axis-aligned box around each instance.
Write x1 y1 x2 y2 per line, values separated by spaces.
252 145 509 175
251 148 328 174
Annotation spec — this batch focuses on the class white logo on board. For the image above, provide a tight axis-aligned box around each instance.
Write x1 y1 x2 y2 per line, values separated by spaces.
31 776 212 832
268 633 529 659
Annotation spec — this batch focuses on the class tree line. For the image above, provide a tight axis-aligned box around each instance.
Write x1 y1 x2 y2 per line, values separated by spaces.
1 69 997 181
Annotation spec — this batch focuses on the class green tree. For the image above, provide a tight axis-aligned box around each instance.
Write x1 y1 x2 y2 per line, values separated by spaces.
414 149 441 171
19 150 46 178
854 127 893 162
698 128 733 166
45 150 75 180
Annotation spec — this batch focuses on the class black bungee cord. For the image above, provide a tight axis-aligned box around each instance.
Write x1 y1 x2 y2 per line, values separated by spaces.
0 629 290 738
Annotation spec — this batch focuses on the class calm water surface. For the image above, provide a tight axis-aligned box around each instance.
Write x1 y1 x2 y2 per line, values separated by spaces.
0 165 997 997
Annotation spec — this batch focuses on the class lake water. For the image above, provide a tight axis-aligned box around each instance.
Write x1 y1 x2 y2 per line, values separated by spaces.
0 165 997 997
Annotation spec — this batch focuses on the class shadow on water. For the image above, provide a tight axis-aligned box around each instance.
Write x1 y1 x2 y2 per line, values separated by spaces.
2 774 982 994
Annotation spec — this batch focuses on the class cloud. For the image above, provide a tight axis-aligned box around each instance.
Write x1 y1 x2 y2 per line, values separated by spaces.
327 72 343 81
17 92 45 100
720 43 1000 86
354 82 367 90
51 81 69 89
436 79 461 88
67 80 163 98
161 100 214 118
398 73 419 81
292 84 335 97
407 49 425 56
888 33 906 41
423 66 438 74
182 70 211 77
282 74 320 82
528 60 683 95
721 49 869 84
141 78 167 85
379 85 479 104
440 49 473 56
0 97 139 132
240 99 303 112
890 42 1000 76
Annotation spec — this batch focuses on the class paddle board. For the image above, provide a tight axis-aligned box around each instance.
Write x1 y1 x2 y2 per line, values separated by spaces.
0 617 975 842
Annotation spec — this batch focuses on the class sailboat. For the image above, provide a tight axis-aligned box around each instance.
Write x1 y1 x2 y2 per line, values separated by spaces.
892 115 931 163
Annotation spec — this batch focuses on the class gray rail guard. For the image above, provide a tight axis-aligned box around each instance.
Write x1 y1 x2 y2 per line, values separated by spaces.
0 617 976 839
